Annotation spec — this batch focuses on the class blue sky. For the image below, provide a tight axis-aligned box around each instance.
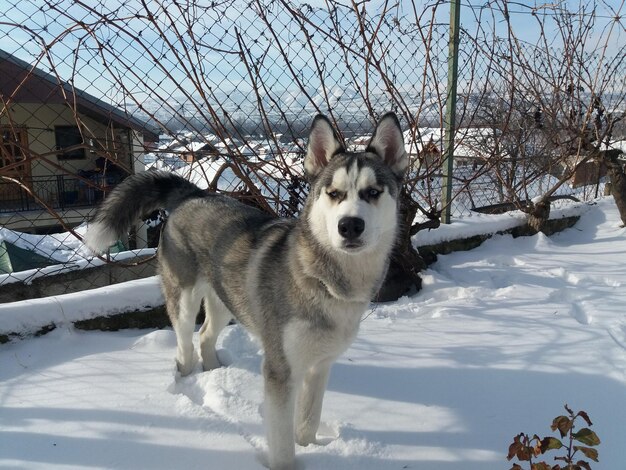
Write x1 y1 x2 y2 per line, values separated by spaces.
1 0 623 112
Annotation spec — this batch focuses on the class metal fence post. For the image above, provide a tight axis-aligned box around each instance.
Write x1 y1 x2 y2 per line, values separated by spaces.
442 0 461 224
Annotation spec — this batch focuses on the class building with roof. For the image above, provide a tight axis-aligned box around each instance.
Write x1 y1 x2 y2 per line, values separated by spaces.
0 49 158 236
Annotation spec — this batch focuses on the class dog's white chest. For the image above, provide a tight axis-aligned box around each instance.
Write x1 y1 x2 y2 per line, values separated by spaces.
282 302 364 373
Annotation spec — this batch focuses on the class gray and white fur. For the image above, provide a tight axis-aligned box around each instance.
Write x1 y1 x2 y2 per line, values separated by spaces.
84 113 408 470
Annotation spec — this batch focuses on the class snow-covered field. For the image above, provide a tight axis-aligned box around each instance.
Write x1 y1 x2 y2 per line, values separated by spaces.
1 198 625 469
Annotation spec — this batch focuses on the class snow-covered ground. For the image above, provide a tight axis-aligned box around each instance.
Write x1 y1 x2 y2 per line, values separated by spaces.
1 198 625 469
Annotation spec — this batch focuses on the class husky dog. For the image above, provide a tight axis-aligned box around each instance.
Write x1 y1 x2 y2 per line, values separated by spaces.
85 113 407 470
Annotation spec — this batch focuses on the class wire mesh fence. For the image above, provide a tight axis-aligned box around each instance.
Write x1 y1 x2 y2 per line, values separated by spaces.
1 0 624 298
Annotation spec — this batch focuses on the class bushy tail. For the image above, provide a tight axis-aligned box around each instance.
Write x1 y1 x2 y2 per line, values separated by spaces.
84 171 205 253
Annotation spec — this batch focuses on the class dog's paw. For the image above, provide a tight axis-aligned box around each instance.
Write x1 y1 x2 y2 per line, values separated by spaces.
202 348 233 371
314 421 340 446
175 359 195 377
295 433 315 447
296 421 339 447
201 356 221 372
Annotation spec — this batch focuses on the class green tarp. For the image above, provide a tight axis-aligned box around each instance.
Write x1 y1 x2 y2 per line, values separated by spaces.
0 240 57 274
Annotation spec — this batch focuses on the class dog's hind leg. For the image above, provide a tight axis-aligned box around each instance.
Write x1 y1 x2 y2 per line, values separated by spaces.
199 287 232 371
171 285 202 376
295 359 332 446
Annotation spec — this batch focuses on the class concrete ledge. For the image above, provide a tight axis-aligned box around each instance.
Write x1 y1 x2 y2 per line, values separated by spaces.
0 307 169 344
0 276 164 344
0 255 157 303
418 215 580 257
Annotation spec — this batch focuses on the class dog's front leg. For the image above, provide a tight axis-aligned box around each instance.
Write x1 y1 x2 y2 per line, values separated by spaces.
295 359 332 446
264 360 296 470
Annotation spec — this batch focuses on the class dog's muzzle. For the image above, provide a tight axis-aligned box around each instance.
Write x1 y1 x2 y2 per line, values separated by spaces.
338 216 365 247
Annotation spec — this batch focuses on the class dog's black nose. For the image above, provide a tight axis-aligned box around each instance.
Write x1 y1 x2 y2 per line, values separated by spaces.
338 217 365 240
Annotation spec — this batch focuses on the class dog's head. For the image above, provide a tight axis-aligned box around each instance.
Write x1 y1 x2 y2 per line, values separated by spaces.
303 113 408 254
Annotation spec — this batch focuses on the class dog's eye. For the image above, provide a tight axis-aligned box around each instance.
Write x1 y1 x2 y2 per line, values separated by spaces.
327 190 341 200
367 188 382 198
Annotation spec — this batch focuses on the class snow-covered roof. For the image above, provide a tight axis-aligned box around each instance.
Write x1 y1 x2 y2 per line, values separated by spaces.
603 139 626 154
171 141 214 154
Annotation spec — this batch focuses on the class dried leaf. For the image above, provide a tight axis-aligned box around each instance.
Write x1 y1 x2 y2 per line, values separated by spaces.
508 435 524 460
576 461 592 470
551 416 573 438
510 464 524 470
517 446 532 461
531 435 542 457
541 437 563 453
531 462 552 470
574 446 599 462
576 410 593 427
573 428 601 446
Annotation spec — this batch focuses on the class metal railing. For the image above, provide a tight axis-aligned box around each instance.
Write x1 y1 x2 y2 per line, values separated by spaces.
0 175 120 213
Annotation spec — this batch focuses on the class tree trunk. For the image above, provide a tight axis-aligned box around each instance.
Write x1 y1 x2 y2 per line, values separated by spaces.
375 190 434 302
527 199 551 233
603 149 626 226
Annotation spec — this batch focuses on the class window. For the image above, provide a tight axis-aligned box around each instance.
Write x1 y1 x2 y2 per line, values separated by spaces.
55 126 85 160
1 127 29 176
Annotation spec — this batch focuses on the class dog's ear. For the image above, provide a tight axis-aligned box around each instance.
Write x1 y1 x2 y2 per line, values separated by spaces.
366 112 408 177
304 115 345 180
